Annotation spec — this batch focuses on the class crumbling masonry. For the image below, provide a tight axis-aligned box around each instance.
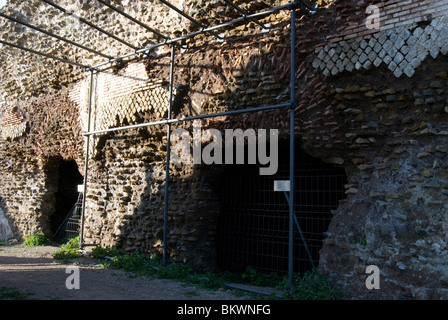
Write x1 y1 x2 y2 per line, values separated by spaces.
1 0 448 299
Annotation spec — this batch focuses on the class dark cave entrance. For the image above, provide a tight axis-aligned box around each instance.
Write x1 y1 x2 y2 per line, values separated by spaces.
215 141 347 275
50 159 83 238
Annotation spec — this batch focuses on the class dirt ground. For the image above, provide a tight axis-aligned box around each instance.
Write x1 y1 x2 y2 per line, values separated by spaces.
0 244 246 300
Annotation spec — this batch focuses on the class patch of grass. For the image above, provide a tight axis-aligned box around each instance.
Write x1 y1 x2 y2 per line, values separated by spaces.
21 233 51 247
96 248 341 299
91 245 120 259
283 270 343 300
0 287 34 300
52 236 81 261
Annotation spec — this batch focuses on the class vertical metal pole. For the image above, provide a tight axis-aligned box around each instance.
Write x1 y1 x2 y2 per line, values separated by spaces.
163 45 176 266
80 70 95 249
288 4 297 289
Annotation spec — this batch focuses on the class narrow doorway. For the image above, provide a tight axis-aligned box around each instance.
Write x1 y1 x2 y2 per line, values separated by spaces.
50 159 83 238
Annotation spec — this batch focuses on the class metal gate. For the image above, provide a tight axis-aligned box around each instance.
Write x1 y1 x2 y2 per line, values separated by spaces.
216 148 347 275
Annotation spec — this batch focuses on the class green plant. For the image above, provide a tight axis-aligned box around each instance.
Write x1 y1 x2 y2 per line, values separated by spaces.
21 233 51 247
359 238 367 246
101 250 342 299
0 287 34 300
91 246 120 259
109 250 155 274
239 266 280 287
287 270 342 300
52 236 81 260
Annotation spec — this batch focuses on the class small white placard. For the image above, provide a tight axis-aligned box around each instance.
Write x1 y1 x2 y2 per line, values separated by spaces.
77 185 84 193
274 180 290 192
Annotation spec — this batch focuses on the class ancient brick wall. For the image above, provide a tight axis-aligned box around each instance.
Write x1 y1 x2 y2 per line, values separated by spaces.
1 0 448 299
297 0 448 299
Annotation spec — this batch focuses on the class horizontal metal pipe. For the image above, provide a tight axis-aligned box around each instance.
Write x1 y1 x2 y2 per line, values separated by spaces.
87 40 167 71
40 0 138 50
0 12 112 59
87 2 292 72
0 38 89 68
83 102 291 136
158 0 204 29
94 0 169 40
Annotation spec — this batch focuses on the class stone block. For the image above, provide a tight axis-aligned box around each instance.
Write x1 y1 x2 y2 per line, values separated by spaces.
359 52 368 64
405 46 417 62
377 32 388 45
407 34 417 47
399 28 411 41
383 55 393 65
312 58 322 69
389 32 398 43
442 44 448 56
430 46 440 59
378 48 387 59
346 49 355 59
413 27 424 39
404 65 415 78
360 39 368 49
410 57 422 69
388 61 398 72
373 42 382 53
368 37 377 48
346 62 355 72
393 52 405 65
417 49 428 62
394 37 406 50
363 59 372 70
383 39 393 52
400 45 410 56
373 56 383 67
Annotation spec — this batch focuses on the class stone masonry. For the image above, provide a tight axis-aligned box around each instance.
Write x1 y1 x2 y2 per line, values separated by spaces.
1 0 448 300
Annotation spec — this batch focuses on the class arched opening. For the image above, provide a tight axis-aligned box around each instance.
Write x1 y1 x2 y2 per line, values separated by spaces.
50 159 83 239
215 141 347 275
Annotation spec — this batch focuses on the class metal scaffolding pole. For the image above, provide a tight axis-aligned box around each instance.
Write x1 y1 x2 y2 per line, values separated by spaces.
40 0 138 50
80 69 96 249
94 0 169 41
0 39 89 69
288 4 297 289
157 0 223 40
222 0 269 29
0 12 112 59
286 1 315 288
163 45 176 266
87 2 292 72
82 102 290 137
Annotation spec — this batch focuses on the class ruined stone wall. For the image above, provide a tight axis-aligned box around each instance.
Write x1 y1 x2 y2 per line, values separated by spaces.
0 0 296 260
296 0 448 299
79 27 296 269
0 90 84 237
2 0 448 300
